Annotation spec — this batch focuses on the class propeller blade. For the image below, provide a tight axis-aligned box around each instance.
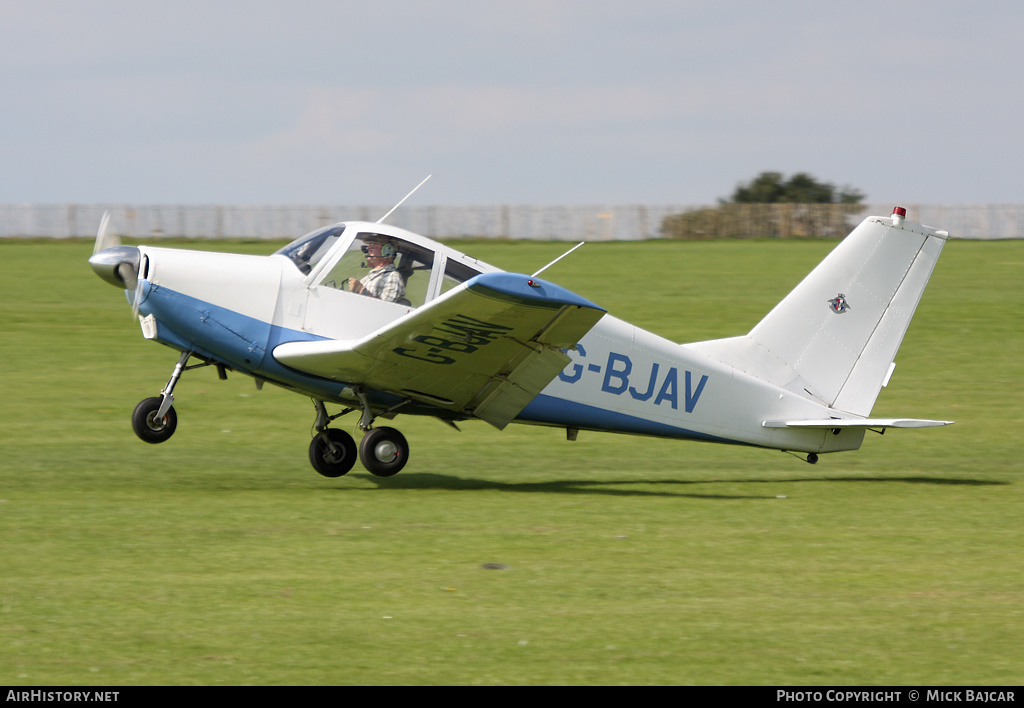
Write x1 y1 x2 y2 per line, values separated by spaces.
92 211 120 254
117 261 138 291
130 273 144 319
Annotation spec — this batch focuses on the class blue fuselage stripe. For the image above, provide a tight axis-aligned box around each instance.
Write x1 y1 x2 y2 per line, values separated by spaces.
518 394 737 444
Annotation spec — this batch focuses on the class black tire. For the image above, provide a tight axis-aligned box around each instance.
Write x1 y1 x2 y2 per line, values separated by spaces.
359 427 408 477
309 429 357 478
132 396 177 444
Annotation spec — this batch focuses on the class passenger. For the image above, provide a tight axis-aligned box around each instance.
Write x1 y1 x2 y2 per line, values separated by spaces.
346 241 405 303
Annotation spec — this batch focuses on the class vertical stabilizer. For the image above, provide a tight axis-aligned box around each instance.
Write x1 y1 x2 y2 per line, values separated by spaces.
688 210 949 416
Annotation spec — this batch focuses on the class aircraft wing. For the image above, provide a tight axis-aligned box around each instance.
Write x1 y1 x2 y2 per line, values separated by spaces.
273 273 606 429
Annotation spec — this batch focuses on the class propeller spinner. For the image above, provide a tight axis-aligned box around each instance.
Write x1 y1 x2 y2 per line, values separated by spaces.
88 212 145 315
89 245 141 288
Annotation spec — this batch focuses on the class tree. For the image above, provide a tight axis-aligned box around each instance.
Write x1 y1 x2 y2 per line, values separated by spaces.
726 171 864 205
660 171 865 240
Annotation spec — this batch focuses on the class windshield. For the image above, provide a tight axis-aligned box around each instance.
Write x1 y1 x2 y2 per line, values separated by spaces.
274 225 346 274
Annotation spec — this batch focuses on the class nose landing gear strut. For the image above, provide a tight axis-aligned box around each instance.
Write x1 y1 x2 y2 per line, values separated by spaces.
130 351 228 445
131 351 193 444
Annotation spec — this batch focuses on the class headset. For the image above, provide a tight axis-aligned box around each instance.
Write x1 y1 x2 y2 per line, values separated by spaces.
361 241 396 260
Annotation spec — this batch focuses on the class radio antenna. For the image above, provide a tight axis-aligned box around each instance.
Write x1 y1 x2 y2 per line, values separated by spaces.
532 241 585 278
377 174 432 224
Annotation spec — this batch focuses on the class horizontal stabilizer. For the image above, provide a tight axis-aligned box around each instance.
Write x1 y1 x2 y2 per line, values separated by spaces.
763 418 954 429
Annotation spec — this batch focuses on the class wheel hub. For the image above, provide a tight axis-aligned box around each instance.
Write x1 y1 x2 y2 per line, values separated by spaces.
374 440 398 462
324 442 348 464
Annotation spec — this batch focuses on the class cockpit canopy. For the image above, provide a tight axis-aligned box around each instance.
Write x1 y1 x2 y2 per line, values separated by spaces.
274 223 492 309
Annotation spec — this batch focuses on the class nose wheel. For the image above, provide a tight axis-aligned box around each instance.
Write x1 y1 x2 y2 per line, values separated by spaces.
131 351 192 444
132 396 178 443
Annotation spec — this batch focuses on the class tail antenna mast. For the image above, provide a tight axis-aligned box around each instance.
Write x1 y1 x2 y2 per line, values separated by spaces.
377 174 432 224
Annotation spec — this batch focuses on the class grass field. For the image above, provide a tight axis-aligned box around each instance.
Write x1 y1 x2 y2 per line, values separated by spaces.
1 234 1021 685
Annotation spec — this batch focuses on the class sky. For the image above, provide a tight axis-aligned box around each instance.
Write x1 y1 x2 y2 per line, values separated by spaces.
2 0 1022 206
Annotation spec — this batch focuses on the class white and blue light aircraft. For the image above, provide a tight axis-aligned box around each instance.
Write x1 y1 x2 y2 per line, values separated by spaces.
89 203 952 478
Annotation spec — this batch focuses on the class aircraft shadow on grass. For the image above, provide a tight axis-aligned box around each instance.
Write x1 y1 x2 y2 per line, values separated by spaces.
343 473 1006 499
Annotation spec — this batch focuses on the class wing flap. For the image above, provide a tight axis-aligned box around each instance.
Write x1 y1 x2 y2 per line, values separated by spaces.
274 272 605 428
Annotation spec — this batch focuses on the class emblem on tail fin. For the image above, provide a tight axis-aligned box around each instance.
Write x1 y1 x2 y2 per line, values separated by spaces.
827 293 851 314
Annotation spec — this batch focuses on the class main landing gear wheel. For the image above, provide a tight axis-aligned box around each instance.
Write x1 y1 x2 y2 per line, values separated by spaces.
359 427 409 477
132 396 177 444
309 429 358 478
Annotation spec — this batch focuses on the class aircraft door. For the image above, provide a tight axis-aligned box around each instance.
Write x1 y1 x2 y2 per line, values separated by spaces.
303 232 437 340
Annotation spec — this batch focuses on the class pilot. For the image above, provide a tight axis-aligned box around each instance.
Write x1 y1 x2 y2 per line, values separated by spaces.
346 241 405 303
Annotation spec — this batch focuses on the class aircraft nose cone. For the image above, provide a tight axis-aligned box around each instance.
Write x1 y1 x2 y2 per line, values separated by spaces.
89 245 141 288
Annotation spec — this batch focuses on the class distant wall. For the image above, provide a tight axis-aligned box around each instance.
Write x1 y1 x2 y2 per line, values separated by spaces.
1 203 1019 241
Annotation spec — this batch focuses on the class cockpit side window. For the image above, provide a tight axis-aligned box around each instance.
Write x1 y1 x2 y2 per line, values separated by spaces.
274 225 345 275
440 258 482 296
318 232 435 308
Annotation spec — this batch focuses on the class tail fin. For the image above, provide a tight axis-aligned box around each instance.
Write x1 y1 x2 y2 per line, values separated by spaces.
689 209 949 416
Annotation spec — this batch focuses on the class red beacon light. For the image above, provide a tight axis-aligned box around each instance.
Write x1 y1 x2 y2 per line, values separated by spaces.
892 206 907 226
